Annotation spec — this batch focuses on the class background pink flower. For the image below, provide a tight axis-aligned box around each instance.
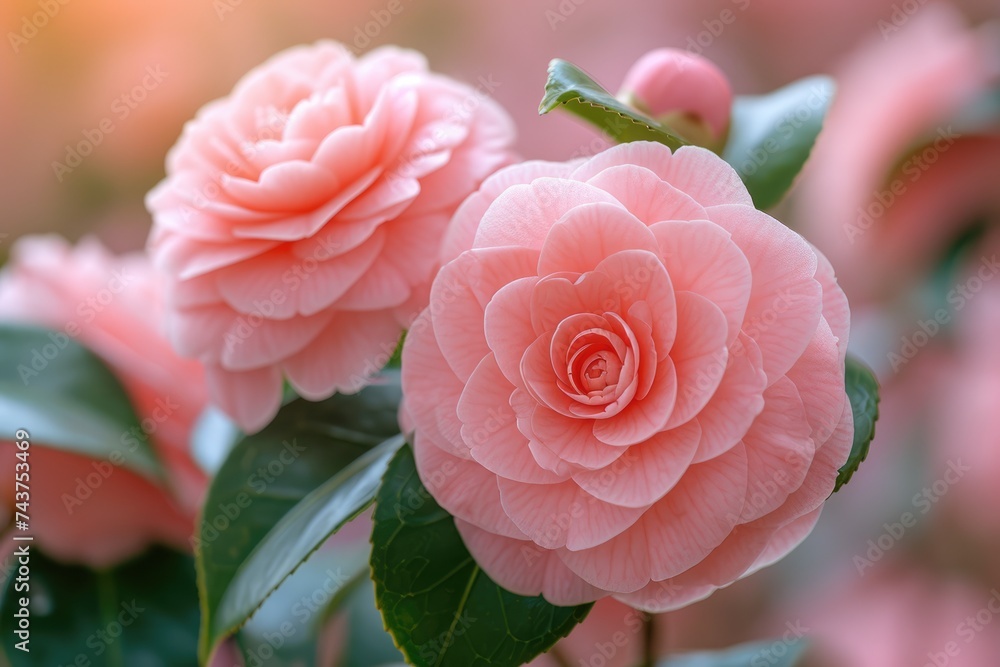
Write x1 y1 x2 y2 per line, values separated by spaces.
0 234 207 567
800 566 1000 667
795 3 1000 302
147 41 516 432
402 141 852 611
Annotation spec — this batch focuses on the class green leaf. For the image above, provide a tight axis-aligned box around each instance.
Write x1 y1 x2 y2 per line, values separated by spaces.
0 323 162 480
834 355 880 492
234 532 379 667
371 445 592 667
196 377 404 664
722 75 835 210
660 639 807 666
327 565 408 667
0 547 200 666
539 59 686 149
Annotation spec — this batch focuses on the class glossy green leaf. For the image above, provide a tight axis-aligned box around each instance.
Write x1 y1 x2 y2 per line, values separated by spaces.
371 445 592 667
539 59 686 149
834 356 880 492
722 75 835 210
0 323 161 480
234 529 384 667
0 547 200 666
196 377 403 664
660 639 807 666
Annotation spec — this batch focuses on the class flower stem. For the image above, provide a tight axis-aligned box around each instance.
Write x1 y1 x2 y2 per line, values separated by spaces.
548 645 573 667
641 611 658 667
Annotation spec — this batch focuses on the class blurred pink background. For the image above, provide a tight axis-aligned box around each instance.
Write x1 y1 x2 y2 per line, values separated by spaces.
4 0 1000 664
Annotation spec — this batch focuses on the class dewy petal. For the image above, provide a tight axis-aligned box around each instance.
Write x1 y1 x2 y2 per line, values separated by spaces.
537 202 661 276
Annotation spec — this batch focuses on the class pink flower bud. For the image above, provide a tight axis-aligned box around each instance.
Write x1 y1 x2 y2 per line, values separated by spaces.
619 49 733 141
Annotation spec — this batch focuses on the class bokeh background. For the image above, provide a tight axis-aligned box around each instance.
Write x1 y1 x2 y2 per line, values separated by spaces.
3 0 1000 664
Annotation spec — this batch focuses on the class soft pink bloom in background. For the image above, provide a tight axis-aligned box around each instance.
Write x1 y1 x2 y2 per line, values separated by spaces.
618 48 733 143
798 567 1000 667
795 3 1000 301
528 599 645 667
147 41 515 432
933 279 1000 549
0 235 207 566
403 141 852 611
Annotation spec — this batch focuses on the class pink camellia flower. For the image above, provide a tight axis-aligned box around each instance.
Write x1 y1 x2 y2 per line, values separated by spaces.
618 49 733 145
402 141 853 611
146 41 516 433
0 235 207 567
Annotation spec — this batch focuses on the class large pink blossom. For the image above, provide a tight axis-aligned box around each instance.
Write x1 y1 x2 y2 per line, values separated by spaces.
402 141 853 611
0 235 207 567
146 41 516 432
